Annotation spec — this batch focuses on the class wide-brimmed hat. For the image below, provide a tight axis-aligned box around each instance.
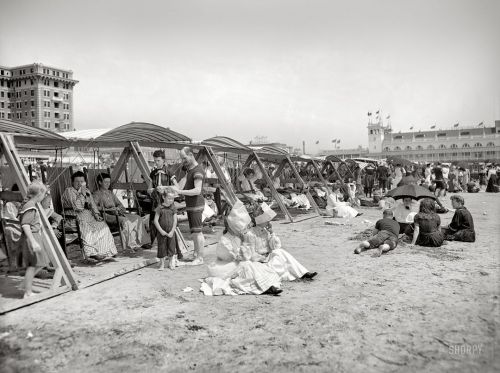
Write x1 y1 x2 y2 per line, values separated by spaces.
226 199 252 233
254 202 277 225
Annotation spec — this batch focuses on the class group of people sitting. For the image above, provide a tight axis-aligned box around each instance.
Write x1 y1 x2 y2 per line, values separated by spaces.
355 194 476 256
61 171 150 262
201 200 317 296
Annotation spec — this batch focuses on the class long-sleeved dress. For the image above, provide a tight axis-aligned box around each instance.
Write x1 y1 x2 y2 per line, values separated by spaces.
245 226 309 281
62 187 117 258
200 232 281 296
442 206 475 242
93 189 150 250
413 212 444 247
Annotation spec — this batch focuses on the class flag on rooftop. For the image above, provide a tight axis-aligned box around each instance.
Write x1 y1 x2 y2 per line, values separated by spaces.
410 126 414 130
331 139 336 143
337 139 341 143
386 115 390 119
478 122 484 126
367 112 372 116
454 123 459 127
315 140 319 144
375 110 380 114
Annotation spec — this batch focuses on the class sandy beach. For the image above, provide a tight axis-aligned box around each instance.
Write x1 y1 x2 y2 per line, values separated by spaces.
1 192 499 372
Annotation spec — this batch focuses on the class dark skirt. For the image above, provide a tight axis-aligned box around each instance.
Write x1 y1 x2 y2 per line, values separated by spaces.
486 175 498 193
416 230 445 247
157 234 177 258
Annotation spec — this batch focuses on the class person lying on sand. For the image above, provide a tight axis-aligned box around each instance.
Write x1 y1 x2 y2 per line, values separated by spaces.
354 209 399 257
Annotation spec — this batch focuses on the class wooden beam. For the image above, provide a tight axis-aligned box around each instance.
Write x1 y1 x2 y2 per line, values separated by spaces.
110 147 132 187
285 156 321 216
200 146 238 206
0 134 78 290
252 152 293 223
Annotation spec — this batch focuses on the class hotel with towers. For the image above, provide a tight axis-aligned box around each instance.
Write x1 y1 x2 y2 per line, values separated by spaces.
321 112 500 163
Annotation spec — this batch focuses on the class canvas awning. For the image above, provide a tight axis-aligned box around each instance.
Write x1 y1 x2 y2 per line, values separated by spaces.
1 119 70 149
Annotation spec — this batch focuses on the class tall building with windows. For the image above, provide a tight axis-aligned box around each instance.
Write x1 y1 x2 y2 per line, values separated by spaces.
0 63 78 132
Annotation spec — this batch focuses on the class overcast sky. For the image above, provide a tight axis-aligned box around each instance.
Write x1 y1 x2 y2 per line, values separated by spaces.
1 0 499 153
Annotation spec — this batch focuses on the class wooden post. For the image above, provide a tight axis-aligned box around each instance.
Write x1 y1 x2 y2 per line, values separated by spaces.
0 134 77 292
252 152 293 222
285 156 321 215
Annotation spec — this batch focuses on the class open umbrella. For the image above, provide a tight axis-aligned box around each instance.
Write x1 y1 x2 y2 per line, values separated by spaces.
385 184 436 200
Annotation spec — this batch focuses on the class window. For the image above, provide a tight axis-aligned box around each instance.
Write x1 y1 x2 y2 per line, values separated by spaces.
417 145 423 150
54 113 60 119
31 121 35 126
487 142 495 147
460 131 470 136
394 135 403 140
394 146 401 151
462 143 470 148
406 146 412 150
462 152 470 157
437 133 446 137
474 143 482 147
427 145 434 150
24 111 28 117
383 147 390 152
7 113 11 119
54 102 60 109
54 92 59 98
450 144 458 149
0 102 3 108
439 144 446 149
31 100 34 107
31 90 34 96
54 82 59 88
0 112 4 119
31 111 35 118
415 134 424 138
24 101 28 107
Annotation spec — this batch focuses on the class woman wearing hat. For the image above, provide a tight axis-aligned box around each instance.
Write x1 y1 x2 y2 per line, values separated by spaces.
246 203 317 281
200 201 283 296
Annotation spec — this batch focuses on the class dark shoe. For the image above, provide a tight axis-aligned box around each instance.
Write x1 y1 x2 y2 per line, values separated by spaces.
356 212 363 217
301 272 318 280
263 286 283 296
142 244 152 250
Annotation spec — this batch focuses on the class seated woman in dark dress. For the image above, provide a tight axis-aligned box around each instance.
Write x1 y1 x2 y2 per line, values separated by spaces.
441 195 475 242
410 198 445 247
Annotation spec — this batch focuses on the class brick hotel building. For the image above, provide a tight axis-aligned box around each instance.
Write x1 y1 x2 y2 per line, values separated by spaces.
0 63 78 132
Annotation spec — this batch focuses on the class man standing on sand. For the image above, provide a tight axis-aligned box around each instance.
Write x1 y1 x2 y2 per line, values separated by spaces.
171 147 205 265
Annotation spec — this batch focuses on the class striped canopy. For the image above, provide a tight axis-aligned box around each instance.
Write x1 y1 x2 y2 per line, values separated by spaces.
0 119 69 149
97 122 191 143
202 136 251 154
61 122 192 148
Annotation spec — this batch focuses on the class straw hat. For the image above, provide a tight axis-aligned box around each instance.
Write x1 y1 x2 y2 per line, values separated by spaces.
254 202 277 225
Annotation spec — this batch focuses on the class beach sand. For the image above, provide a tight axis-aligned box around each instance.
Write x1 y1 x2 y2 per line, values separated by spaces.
1 193 499 372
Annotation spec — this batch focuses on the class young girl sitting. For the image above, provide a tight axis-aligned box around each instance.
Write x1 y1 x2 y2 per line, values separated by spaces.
153 188 178 270
20 181 51 298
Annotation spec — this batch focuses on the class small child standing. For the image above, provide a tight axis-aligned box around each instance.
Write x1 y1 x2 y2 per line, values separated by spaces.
153 188 178 270
355 209 400 257
20 181 51 298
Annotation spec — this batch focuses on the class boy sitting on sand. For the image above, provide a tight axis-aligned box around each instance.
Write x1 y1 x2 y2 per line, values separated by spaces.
354 209 400 257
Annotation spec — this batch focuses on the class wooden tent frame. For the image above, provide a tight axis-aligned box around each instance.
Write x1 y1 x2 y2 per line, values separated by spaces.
0 133 77 314
257 153 322 218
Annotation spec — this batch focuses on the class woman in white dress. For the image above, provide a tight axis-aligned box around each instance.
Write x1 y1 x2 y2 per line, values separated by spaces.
325 185 360 219
200 201 282 296
246 203 317 281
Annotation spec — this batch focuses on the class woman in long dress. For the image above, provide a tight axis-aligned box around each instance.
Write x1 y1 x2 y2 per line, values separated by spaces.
62 171 117 260
93 173 150 251
200 203 282 296
246 204 317 281
325 185 360 219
